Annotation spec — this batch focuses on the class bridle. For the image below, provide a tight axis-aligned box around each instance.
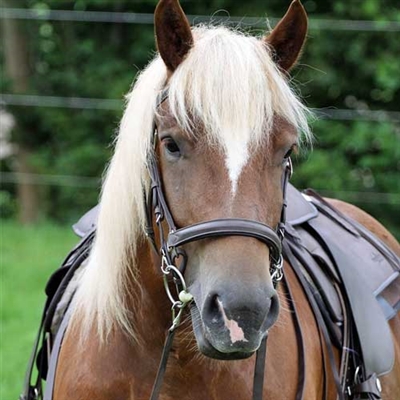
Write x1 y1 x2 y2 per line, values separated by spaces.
144 90 293 400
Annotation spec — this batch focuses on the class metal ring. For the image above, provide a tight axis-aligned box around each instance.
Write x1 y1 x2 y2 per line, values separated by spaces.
270 254 284 282
161 257 188 292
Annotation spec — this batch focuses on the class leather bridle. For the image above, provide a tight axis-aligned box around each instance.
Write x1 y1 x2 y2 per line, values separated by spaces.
144 90 293 400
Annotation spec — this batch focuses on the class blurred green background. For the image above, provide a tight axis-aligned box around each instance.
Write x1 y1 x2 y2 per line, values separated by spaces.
1 0 399 399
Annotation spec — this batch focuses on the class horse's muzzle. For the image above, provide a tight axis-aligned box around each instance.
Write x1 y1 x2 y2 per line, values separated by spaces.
190 284 280 359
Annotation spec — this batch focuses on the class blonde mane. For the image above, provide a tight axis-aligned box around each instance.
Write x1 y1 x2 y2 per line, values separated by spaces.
72 26 311 341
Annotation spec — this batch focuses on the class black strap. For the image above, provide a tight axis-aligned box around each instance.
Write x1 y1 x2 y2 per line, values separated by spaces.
43 312 71 400
167 219 282 262
151 328 271 400
20 307 47 400
283 241 345 400
252 335 268 400
304 189 399 271
283 272 306 400
352 373 382 400
150 329 176 400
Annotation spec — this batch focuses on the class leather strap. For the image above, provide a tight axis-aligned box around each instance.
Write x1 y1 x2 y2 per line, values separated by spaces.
352 373 382 400
283 240 345 400
167 219 282 262
304 189 399 271
283 272 306 400
150 329 176 400
145 90 291 400
43 312 71 400
252 335 268 400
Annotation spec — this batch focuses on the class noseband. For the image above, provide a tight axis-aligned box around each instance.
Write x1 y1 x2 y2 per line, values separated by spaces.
144 90 293 400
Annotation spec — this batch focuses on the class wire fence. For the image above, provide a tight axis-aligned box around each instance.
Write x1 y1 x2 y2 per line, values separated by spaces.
1 6 399 207
2 8 400 32
2 94 400 123
2 7 400 124
0 172 99 188
1 172 399 205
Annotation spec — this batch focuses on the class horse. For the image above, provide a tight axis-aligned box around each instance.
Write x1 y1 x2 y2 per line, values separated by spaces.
26 1 400 399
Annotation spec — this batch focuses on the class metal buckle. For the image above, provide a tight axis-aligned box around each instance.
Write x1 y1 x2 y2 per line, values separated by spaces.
347 366 383 399
270 254 284 283
161 255 193 331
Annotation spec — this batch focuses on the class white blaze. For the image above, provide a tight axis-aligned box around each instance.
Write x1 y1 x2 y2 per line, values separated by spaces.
224 138 250 195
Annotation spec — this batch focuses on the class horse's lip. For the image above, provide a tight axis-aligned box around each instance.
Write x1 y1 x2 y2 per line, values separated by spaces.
189 303 255 360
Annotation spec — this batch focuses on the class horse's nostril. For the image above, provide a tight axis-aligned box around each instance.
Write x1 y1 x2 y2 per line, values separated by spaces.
263 292 280 330
203 293 223 325
201 286 279 334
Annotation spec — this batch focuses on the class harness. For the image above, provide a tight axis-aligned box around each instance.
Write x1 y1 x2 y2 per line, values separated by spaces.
19 92 400 400
144 90 292 400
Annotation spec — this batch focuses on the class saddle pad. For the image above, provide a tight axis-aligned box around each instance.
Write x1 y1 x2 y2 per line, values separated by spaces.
73 205 99 237
304 195 399 377
286 184 318 226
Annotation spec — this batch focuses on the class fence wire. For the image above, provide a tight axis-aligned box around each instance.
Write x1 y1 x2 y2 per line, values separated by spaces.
1 6 399 208
2 8 400 32
1 172 399 205
2 94 400 123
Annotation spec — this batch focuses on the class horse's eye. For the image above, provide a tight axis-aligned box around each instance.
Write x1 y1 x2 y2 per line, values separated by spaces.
283 145 296 160
163 137 181 157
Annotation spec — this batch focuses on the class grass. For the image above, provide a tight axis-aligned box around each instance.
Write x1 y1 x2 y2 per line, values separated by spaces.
1 220 77 400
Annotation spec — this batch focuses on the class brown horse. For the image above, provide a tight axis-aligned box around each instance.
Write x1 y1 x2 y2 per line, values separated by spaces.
49 1 400 399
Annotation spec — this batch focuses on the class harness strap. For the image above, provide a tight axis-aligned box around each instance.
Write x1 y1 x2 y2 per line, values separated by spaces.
146 89 291 400
283 270 306 400
252 335 268 400
283 240 345 400
43 312 71 400
20 307 47 400
352 373 382 400
150 329 176 400
304 189 399 271
167 218 282 262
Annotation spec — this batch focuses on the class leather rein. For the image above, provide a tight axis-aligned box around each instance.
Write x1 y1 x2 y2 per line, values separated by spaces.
143 90 293 400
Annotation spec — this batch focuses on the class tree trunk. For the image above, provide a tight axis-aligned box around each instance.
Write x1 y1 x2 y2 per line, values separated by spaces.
1 0 40 223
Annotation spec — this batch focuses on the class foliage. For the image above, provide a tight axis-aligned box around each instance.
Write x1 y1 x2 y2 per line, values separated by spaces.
0 190 17 218
1 0 399 235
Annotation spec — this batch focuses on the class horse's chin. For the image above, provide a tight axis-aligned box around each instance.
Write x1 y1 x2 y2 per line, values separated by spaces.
190 304 256 360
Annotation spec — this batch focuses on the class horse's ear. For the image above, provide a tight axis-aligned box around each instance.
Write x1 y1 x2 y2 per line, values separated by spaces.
264 0 308 71
155 0 194 72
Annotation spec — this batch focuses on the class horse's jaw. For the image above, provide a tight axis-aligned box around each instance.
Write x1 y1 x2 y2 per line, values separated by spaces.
189 304 257 360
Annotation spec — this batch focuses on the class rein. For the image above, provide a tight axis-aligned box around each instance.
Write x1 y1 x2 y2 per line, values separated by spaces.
144 91 292 400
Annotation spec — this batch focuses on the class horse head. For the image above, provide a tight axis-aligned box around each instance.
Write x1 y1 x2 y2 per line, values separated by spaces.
152 0 309 360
